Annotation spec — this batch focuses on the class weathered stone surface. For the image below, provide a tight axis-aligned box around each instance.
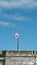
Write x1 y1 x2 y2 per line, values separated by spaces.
0 61 3 65
0 51 2 54
5 50 37 65
0 50 37 65
6 50 33 56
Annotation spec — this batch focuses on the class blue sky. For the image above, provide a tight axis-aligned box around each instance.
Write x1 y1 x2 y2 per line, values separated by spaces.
0 0 37 50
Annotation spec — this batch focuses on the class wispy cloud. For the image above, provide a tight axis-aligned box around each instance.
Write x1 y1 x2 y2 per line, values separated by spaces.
0 21 10 26
0 21 17 28
0 0 32 22
0 13 31 21
0 0 37 10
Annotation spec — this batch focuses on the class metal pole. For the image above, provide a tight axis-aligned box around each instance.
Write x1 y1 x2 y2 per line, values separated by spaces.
17 37 19 50
14 32 19 50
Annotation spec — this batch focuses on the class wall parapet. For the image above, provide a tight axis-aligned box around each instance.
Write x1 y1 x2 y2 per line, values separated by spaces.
6 50 37 57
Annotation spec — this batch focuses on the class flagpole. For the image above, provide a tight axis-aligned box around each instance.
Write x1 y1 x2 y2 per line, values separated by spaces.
17 37 19 50
14 32 19 50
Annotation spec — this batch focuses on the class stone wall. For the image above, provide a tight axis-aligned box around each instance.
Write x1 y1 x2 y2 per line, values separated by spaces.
0 50 37 65
5 50 37 65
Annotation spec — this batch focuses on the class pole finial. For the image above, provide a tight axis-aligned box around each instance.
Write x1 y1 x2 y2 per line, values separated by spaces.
14 32 19 39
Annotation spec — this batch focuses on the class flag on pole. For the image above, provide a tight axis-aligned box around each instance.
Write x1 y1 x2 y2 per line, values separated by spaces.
14 33 19 38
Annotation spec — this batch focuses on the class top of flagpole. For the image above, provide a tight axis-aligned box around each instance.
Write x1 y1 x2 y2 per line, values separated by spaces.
14 32 19 39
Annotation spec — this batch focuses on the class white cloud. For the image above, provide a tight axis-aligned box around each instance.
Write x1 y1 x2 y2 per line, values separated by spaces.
0 21 17 28
0 0 37 9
